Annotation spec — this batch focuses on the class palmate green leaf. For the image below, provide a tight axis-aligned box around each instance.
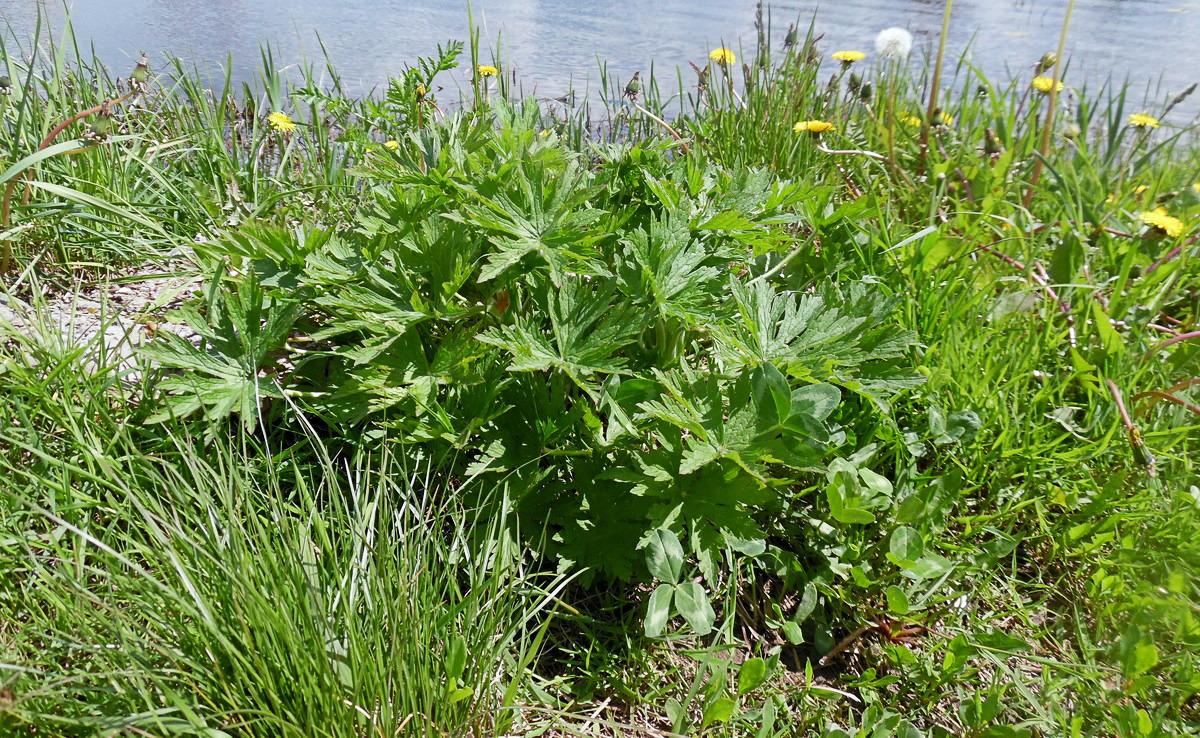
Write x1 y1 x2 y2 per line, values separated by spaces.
639 362 763 476
143 273 299 430
453 159 607 286
616 204 731 322
632 456 771 561
719 278 920 404
313 280 427 344
654 377 757 476
479 280 641 399
640 361 835 479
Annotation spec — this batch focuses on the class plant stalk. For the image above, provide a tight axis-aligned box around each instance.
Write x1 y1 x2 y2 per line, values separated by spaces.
1023 0 1077 207
921 0 955 161
1 92 133 276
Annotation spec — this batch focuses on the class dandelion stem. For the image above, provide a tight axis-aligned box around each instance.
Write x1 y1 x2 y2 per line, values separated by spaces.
1131 390 1200 418
632 103 691 153
1107 379 1134 431
1023 0 1076 207
921 0 955 162
2 90 134 276
1148 330 1200 354
972 239 1077 347
1145 233 1199 275
814 143 886 160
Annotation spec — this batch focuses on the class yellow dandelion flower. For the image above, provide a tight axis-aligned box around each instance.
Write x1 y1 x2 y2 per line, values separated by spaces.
897 110 922 126
1031 76 1064 93
477 65 498 77
415 83 427 96
1192 183 1200 195
709 47 736 65
933 112 955 126
1134 185 1148 195
832 50 866 63
1105 193 1118 205
1128 113 1160 129
384 140 400 150
267 112 297 132
794 120 835 134
1140 207 1184 237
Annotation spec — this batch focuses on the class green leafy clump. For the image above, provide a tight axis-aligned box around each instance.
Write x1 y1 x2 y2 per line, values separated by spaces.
148 100 920 585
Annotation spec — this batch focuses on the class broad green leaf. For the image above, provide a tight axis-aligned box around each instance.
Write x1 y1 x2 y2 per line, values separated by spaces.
781 621 804 644
885 586 910 615
946 410 982 444
751 362 792 428
674 581 716 635
1090 300 1126 357
444 636 467 680
974 630 1033 653
794 583 818 623
790 382 841 422
904 553 954 579
858 468 894 500
889 526 924 562
643 528 684 583
737 657 768 695
644 584 674 637
827 470 875 525
895 469 962 525
701 697 736 727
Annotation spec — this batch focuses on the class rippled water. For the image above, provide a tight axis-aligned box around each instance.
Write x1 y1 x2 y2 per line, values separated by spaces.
2 0 1199 121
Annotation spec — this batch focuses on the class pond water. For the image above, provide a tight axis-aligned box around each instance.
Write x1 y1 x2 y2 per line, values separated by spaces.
2 0 1199 123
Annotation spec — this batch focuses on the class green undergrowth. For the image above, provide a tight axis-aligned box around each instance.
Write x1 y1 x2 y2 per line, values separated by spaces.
2 7 1199 737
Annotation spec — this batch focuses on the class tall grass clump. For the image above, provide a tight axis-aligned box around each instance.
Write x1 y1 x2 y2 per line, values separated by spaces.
0 345 565 736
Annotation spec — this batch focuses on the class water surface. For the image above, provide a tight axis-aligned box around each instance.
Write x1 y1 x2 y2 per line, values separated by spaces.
2 0 1198 122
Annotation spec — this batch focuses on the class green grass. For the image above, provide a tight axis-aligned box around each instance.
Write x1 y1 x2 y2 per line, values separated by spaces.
0 325 568 736
2 6 1199 737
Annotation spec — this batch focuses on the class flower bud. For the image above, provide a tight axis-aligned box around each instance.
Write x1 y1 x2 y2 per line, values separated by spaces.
1062 122 1081 140
983 127 1003 155
0 75 11 94
1037 52 1057 74
848 72 861 91
131 54 150 87
82 110 113 144
859 81 873 102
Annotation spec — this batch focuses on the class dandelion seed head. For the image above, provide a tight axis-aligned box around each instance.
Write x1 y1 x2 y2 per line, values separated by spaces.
875 27 913 60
